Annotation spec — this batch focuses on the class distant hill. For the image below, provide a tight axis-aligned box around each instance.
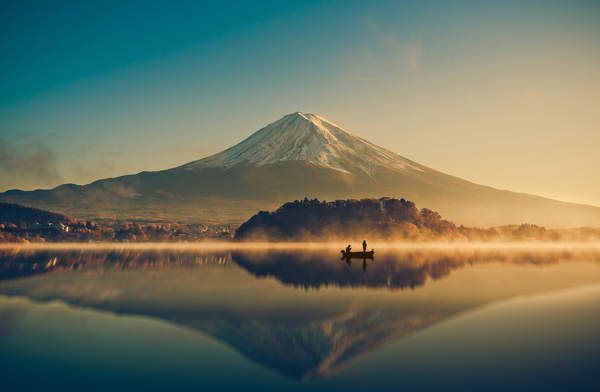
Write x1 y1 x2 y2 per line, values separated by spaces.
2 112 600 227
235 197 466 242
0 202 83 243
0 202 79 227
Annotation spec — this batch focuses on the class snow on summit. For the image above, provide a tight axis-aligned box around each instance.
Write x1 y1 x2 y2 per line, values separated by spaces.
185 112 422 175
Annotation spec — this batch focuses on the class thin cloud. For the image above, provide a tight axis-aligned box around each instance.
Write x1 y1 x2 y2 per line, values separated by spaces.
347 17 423 77
71 149 122 182
403 43 423 70
367 18 423 70
0 136 63 189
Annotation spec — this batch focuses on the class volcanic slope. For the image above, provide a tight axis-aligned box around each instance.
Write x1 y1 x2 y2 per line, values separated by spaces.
1 112 599 227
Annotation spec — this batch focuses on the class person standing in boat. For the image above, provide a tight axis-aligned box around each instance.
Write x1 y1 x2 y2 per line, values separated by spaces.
346 244 352 253
362 240 367 252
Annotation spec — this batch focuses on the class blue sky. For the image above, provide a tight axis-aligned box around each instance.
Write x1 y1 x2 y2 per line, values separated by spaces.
1 0 599 206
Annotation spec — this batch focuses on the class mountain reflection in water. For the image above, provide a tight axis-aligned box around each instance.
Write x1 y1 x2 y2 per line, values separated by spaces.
0 244 599 382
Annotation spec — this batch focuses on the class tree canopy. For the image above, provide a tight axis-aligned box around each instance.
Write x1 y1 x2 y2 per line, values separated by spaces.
235 197 465 242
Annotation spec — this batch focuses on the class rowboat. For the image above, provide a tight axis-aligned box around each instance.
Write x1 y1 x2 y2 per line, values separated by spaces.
341 250 374 259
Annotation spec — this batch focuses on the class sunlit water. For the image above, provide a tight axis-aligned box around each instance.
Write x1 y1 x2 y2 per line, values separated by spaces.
1 243 599 391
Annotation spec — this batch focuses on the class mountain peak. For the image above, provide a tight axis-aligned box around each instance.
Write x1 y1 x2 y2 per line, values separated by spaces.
184 112 422 175
280 111 347 137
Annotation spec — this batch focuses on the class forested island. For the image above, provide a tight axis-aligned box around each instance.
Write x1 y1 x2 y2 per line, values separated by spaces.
235 197 465 242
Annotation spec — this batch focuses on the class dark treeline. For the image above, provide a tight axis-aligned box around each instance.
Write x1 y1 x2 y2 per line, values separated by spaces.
0 221 234 244
459 224 600 242
235 197 465 242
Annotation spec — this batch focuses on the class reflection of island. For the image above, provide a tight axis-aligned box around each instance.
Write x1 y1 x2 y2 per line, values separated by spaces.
0 246 599 380
231 246 600 290
232 249 469 290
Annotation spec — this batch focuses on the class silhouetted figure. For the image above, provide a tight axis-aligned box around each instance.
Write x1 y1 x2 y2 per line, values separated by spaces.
346 244 352 253
362 240 367 252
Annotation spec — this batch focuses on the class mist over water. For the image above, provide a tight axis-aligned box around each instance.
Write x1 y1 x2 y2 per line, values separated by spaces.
1 242 599 391
2 242 599 287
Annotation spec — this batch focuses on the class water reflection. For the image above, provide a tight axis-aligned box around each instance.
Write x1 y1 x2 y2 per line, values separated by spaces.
0 244 599 381
3 245 598 290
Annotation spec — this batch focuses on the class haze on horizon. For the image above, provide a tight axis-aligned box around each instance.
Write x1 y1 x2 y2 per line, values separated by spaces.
1 0 599 207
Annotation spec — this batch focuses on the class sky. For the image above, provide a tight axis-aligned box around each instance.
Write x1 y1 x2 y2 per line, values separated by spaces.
1 0 599 206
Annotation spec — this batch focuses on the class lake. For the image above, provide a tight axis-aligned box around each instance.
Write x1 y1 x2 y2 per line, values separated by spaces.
1 243 599 391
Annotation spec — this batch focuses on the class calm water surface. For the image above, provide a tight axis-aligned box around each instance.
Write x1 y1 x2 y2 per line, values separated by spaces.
1 243 599 391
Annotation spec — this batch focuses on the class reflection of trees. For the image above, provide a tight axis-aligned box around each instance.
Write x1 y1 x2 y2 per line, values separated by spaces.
232 247 600 290
0 249 232 282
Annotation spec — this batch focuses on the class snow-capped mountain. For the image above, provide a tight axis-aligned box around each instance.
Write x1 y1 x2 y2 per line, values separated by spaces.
185 112 422 175
2 111 600 228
